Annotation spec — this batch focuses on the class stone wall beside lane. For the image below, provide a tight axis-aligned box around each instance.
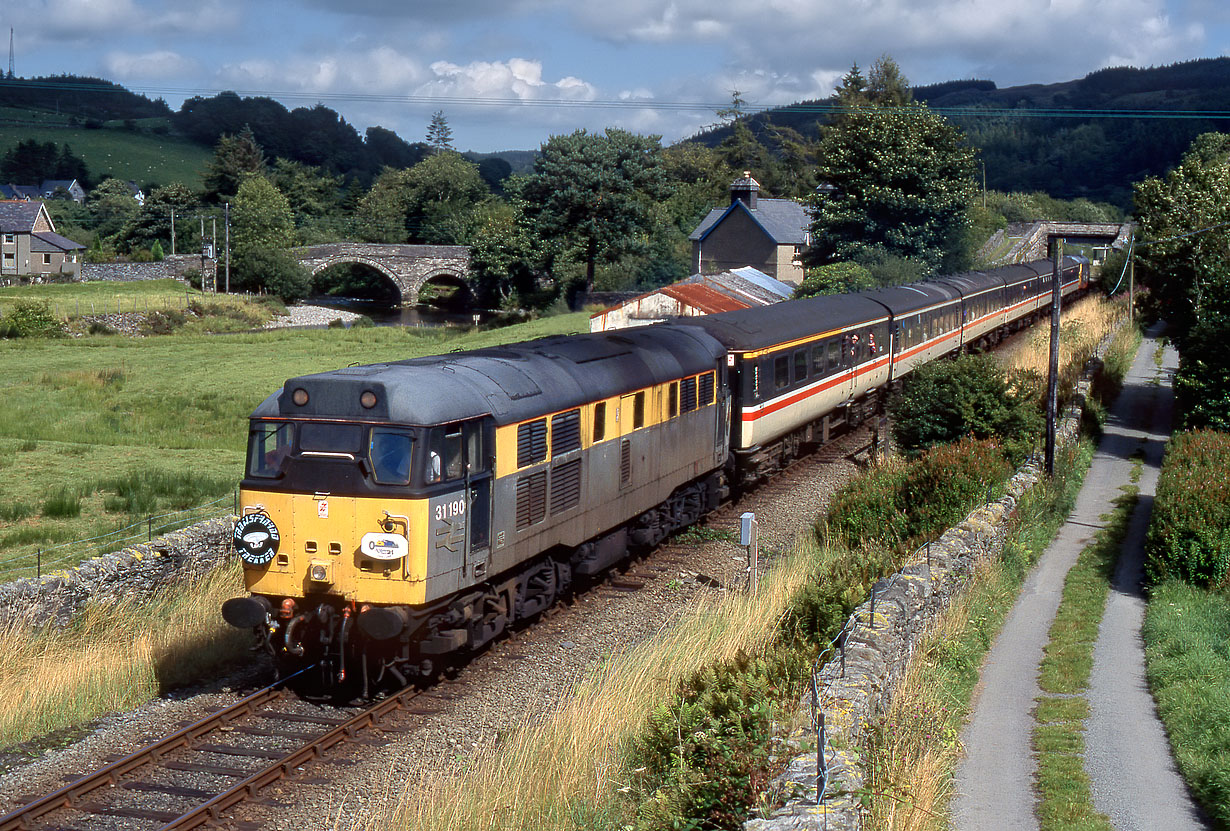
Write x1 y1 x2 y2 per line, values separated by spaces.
746 372 1094 831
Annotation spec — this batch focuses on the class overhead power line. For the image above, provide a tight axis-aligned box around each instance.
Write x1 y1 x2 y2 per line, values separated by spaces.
6 77 1230 120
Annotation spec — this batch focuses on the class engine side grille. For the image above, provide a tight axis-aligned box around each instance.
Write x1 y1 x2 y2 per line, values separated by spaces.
515 471 548 529
550 458 582 513
517 419 548 468
551 408 581 456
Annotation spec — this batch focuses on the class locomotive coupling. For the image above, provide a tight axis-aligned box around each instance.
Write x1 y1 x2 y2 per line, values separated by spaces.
222 595 273 629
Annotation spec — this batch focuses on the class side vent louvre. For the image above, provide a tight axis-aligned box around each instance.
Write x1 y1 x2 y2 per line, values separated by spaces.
517 419 548 468
551 408 581 455
550 458 582 514
681 376 698 413
620 439 632 487
515 471 547 529
699 372 715 406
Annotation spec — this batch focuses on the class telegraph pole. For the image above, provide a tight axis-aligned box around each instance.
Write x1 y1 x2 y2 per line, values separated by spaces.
224 202 230 294
1128 234 1135 325
1045 239 1064 477
170 208 175 256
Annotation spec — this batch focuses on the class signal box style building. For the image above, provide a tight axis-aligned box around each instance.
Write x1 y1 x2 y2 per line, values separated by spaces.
689 173 811 285
0 200 84 281
589 267 793 332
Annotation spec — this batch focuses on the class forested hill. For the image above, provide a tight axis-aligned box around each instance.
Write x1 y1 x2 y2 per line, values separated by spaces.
0 75 172 122
694 57 1230 208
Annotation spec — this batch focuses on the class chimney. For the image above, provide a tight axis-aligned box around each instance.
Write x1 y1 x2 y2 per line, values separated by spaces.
730 171 759 210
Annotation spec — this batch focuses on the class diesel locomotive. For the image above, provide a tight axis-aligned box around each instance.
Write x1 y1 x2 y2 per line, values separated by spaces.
223 256 1089 690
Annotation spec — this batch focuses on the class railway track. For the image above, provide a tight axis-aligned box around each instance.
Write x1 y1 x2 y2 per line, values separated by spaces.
0 420 877 830
0 670 433 831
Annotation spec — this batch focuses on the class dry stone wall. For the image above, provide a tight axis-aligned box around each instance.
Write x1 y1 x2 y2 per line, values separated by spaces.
0 518 235 627
80 255 216 283
746 371 1095 831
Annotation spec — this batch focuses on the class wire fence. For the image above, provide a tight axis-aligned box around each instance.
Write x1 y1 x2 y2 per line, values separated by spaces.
0 492 235 583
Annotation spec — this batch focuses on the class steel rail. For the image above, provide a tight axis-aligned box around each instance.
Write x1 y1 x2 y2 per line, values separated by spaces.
158 684 424 830
0 675 290 831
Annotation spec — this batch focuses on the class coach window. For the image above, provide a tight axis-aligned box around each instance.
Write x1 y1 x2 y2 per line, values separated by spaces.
774 355 790 389
793 350 808 382
827 339 841 371
811 344 825 375
593 402 606 442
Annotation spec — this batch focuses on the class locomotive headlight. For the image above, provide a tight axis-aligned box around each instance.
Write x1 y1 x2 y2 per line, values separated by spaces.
308 561 332 583
292 387 309 406
360 390 378 409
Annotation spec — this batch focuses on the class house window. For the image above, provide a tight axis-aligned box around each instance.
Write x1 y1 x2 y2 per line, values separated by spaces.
42 254 52 266
2 234 13 244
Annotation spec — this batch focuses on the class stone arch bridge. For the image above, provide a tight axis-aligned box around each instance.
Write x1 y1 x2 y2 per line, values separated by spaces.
292 243 471 304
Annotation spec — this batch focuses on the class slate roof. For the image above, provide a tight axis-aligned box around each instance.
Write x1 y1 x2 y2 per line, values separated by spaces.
0 200 45 233
0 185 40 201
688 197 811 245
31 231 85 252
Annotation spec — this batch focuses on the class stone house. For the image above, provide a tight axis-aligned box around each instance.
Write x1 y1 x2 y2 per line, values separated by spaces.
0 200 85 281
689 173 811 285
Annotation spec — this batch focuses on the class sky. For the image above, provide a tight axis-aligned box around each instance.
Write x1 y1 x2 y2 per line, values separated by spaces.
7 0 1230 152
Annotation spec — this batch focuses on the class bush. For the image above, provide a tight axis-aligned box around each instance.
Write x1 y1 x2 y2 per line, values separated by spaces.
231 247 311 302
1146 430 1230 587
890 353 1042 458
150 240 165 261
795 262 875 298
628 651 804 830
141 309 187 335
0 300 65 338
825 438 1012 551
87 320 116 335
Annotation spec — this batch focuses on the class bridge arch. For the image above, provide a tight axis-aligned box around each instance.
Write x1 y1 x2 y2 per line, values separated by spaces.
292 243 472 307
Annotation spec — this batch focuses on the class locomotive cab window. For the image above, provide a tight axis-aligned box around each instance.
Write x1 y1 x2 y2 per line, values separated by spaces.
300 422 364 456
248 421 293 478
369 428 414 485
426 426 464 483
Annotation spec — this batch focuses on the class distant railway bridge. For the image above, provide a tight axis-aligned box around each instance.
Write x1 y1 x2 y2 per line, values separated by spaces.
292 243 471 305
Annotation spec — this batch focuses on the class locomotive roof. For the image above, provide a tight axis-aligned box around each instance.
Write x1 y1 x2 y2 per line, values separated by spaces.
677 292 890 352
252 325 726 427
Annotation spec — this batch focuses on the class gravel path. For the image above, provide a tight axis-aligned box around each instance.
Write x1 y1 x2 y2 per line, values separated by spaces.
1084 336 1210 830
951 328 1208 831
262 304 365 329
0 426 876 831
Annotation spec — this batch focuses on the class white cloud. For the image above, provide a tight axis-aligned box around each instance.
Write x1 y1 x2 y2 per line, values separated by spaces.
422 58 597 101
104 50 196 79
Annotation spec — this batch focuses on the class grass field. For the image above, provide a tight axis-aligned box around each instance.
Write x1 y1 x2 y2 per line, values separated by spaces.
0 123 210 189
0 307 591 578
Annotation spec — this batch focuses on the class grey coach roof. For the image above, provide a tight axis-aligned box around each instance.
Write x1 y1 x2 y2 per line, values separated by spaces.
253 325 727 427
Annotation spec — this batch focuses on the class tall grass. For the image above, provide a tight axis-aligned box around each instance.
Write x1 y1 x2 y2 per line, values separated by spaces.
378 541 834 831
0 562 248 748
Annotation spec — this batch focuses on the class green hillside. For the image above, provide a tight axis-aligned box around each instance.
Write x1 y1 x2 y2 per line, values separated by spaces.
0 123 209 189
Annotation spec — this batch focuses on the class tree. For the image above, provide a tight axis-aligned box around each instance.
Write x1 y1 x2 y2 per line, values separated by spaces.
467 202 546 307
87 177 140 241
356 152 488 244
805 62 977 277
426 111 454 154
514 128 668 294
1134 132 1230 428
116 183 198 254
202 126 266 202
230 176 306 299
268 159 343 224
867 55 913 107
232 176 296 253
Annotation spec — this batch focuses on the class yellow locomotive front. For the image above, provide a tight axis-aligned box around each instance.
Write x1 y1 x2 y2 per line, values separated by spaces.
223 368 496 691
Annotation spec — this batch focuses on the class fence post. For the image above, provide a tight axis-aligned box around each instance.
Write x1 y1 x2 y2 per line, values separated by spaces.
37 548 41 579
818 710 827 804
148 516 153 541
234 486 239 516
870 584 876 624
